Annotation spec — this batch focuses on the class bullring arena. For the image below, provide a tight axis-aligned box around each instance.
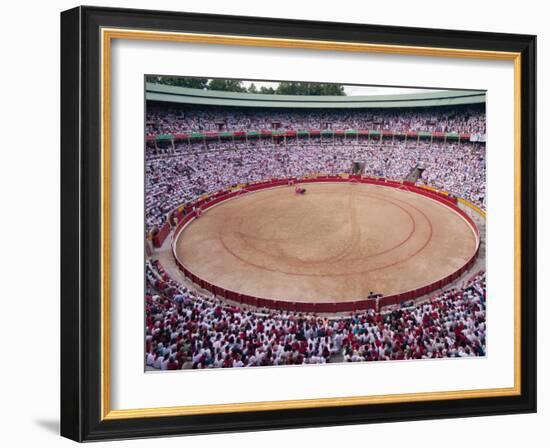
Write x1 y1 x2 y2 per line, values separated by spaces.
145 82 487 369
173 179 479 309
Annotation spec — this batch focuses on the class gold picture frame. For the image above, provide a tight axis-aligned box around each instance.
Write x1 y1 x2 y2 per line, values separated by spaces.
61 6 536 441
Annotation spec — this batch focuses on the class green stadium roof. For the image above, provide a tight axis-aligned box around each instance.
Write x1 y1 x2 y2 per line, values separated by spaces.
146 83 485 109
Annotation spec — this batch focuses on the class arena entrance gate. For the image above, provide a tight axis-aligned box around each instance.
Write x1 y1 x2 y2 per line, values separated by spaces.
352 161 366 175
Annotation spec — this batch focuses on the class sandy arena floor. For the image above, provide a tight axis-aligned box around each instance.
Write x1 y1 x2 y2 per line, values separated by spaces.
175 183 478 303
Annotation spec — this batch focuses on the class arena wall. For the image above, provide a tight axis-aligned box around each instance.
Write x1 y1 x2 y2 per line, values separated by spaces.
152 222 171 248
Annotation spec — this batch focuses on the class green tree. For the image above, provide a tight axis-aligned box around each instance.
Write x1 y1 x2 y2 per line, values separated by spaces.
208 79 246 92
276 82 301 95
145 75 209 89
276 82 345 96
259 86 276 94
145 76 346 95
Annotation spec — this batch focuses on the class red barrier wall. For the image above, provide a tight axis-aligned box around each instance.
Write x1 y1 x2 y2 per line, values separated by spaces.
152 222 171 248
170 177 481 313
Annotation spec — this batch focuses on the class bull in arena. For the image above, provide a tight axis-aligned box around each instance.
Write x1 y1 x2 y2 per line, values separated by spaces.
295 186 307 195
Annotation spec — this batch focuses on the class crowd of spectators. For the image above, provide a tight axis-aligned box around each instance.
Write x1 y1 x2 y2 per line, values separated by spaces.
146 104 486 135
145 260 486 370
145 140 485 230
144 105 487 370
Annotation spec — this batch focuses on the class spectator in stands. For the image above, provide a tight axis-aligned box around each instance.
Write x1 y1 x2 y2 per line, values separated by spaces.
145 260 486 370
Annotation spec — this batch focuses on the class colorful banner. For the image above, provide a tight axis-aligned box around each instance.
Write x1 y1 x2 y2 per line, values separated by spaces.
149 129 486 142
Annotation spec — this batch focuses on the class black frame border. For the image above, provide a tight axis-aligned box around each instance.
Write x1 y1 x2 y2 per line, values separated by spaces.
61 6 536 442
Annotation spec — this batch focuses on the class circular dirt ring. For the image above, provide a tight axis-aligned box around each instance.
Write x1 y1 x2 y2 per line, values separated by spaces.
174 182 479 307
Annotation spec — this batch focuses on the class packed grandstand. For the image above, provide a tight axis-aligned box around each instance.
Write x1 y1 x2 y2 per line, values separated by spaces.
144 84 487 370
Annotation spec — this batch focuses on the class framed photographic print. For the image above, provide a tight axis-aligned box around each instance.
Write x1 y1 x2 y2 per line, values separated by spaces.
60 6 537 442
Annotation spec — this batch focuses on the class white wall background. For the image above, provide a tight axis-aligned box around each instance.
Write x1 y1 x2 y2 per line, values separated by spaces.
0 0 546 446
